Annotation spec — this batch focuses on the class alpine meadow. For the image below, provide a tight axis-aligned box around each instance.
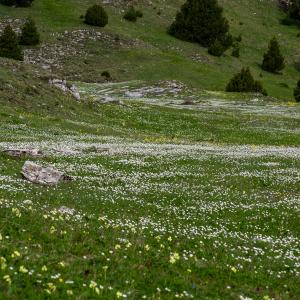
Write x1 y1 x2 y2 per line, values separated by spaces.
0 0 299 299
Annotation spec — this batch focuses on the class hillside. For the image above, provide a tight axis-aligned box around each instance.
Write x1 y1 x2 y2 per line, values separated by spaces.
0 1 300 300
0 0 299 99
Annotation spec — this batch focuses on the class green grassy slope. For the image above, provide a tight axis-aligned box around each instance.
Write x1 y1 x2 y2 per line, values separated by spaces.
0 0 299 99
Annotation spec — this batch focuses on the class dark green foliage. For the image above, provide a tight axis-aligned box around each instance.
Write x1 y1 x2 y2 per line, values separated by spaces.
124 6 137 22
226 67 266 95
84 5 108 27
208 39 225 56
294 80 300 102
235 34 242 42
0 0 33 6
289 0 300 21
0 25 23 61
262 37 285 73
101 71 111 79
231 43 240 58
168 0 230 48
136 10 143 18
19 18 40 46
0 0 15 6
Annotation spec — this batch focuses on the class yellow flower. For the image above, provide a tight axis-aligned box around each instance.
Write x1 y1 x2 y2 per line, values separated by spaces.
263 296 271 300
145 244 150 251
19 265 29 273
167 236 172 242
41 265 47 272
3 274 11 285
1 257 7 270
50 226 56 234
12 208 21 217
58 261 65 267
47 282 56 292
0 233 2 241
59 278 64 283
169 252 180 264
231 267 237 273
67 290 73 296
102 266 108 271
11 250 21 258
89 280 97 289
115 244 121 250
116 291 123 298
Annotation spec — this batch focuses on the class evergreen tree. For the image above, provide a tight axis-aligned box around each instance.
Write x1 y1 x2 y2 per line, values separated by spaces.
0 25 23 61
168 0 229 47
19 18 40 45
84 5 108 27
16 0 33 7
231 43 240 58
294 80 300 102
262 37 285 73
0 0 34 6
0 0 15 6
289 0 300 21
226 67 266 95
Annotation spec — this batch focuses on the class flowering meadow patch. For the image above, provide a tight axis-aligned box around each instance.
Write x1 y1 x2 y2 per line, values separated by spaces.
0 93 299 299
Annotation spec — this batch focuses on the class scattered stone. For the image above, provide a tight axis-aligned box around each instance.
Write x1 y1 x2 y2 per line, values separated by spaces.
4 148 42 157
125 91 143 98
21 161 72 185
181 99 195 105
49 78 80 100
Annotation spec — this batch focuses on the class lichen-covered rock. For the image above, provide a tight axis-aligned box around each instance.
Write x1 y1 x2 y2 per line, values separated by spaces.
21 161 72 185
4 148 42 157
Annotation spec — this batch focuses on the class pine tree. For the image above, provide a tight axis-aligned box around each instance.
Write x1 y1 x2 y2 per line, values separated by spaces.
84 5 108 27
294 80 300 102
262 37 285 73
208 39 224 57
0 25 23 61
168 0 229 47
123 6 137 22
19 18 40 46
226 67 266 95
16 0 33 7
0 0 34 6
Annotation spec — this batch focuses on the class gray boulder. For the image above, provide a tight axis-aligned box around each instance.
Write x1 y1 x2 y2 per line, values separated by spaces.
21 161 72 185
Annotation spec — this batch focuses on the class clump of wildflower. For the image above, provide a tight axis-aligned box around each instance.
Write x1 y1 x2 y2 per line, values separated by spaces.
231 267 237 273
1 257 7 270
89 280 100 294
11 250 21 258
169 252 180 264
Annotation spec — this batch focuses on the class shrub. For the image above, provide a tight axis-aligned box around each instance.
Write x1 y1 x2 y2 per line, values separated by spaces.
136 10 143 18
208 39 224 57
294 80 300 102
0 25 23 60
231 43 240 58
84 5 108 27
168 0 230 48
289 0 300 21
101 71 111 79
0 0 33 6
235 34 242 42
19 17 40 45
226 67 266 95
262 37 285 73
124 6 137 22
16 0 33 7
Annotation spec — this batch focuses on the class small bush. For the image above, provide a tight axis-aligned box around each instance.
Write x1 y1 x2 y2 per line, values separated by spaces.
19 17 40 46
226 67 266 95
124 6 137 22
294 80 300 102
235 34 242 42
101 71 111 79
136 10 143 18
0 25 23 60
208 39 225 57
262 37 285 73
84 5 108 27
